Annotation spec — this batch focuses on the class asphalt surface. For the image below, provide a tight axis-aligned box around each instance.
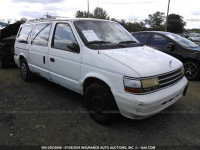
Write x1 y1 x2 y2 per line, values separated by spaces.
0 68 199 150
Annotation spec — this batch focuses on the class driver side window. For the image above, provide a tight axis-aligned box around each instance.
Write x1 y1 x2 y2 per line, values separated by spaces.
150 34 171 47
52 23 77 51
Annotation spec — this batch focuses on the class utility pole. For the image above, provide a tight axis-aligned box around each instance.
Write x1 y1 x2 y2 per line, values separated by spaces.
165 0 171 31
45 12 50 18
87 0 90 18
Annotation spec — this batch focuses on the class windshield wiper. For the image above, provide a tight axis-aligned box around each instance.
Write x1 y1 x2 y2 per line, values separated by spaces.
86 41 111 45
119 41 137 44
118 41 143 47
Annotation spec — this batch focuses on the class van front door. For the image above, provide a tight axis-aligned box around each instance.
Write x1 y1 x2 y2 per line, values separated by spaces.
149 33 178 58
48 23 82 93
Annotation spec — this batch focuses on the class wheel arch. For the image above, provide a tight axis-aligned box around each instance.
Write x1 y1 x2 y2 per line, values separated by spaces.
182 58 200 65
19 54 26 65
82 74 113 95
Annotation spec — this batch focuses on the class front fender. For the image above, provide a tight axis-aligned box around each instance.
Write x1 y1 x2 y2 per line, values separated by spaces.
82 72 113 89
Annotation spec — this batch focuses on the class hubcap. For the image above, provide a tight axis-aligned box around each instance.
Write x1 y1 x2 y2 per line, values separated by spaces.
184 62 198 79
21 63 27 79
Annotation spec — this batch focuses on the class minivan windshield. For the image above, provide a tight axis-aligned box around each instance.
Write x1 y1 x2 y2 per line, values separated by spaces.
167 33 199 48
73 20 141 50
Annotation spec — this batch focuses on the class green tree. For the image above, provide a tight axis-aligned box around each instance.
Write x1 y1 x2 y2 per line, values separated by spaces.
118 19 126 27
93 7 109 20
75 10 88 18
75 7 109 19
145 11 165 30
185 28 200 33
167 14 186 33
117 20 146 32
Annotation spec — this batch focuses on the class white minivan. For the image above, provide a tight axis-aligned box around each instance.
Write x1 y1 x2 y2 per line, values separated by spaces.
14 18 188 124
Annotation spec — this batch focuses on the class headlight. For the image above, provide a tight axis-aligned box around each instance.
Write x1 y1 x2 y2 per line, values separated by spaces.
124 77 159 94
124 78 142 93
181 66 185 76
141 78 159 88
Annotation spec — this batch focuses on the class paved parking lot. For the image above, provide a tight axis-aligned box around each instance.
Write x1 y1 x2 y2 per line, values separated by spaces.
0 68 200 150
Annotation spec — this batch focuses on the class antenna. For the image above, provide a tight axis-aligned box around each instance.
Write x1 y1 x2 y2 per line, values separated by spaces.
44 12 53 19
87 0 90 18
165 0 171 31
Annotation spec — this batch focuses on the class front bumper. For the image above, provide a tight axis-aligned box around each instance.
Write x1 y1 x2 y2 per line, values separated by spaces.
112 77 188 119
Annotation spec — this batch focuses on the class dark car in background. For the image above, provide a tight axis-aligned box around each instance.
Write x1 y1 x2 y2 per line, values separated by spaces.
0 36 16 68
132 31 200 80
0 22 22 68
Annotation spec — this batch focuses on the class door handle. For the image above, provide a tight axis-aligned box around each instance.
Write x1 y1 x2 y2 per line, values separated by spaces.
50 58 55 62
43 56 45 64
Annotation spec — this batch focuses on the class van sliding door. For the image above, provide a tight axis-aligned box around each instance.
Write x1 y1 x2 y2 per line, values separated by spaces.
28 23 52 79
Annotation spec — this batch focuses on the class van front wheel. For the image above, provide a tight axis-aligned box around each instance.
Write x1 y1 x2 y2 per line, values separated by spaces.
85 82 119 124
20 59 34 82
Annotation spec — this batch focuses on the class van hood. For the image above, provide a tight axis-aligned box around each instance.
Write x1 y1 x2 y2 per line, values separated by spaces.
100 46 182 77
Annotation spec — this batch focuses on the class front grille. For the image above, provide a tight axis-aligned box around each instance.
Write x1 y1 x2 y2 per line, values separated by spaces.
158 68 183 89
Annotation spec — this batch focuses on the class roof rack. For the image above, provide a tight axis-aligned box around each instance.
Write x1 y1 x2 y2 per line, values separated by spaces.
26 16 71 23
25 17 107 24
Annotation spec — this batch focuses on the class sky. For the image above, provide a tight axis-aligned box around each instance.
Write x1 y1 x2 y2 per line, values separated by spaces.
0 0 199 29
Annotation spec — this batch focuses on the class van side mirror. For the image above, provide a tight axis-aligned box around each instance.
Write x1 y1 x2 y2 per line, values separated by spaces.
166 43 175 51
67 42 80 53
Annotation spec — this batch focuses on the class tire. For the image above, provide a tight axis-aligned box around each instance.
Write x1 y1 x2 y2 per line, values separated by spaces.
184 60 200 80
84 82 119 124
20 59 34 82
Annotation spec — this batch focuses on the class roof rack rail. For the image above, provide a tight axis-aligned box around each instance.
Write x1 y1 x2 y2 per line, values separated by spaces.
51 16 70 19
26 16 70 23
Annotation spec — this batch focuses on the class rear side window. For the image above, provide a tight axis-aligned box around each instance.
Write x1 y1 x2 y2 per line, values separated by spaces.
32 23 52 47
17 25 33 43
150 34 171 47
134 33 148 44
52 23 77 51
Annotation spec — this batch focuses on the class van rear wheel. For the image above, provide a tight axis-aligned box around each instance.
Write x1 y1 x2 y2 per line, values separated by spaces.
84 82 119 124
20 59 34 82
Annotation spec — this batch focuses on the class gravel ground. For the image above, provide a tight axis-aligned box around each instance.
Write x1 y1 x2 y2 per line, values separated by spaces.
0 68 200 150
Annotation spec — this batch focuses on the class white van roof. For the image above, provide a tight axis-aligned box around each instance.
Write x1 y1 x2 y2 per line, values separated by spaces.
25 18 113 24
